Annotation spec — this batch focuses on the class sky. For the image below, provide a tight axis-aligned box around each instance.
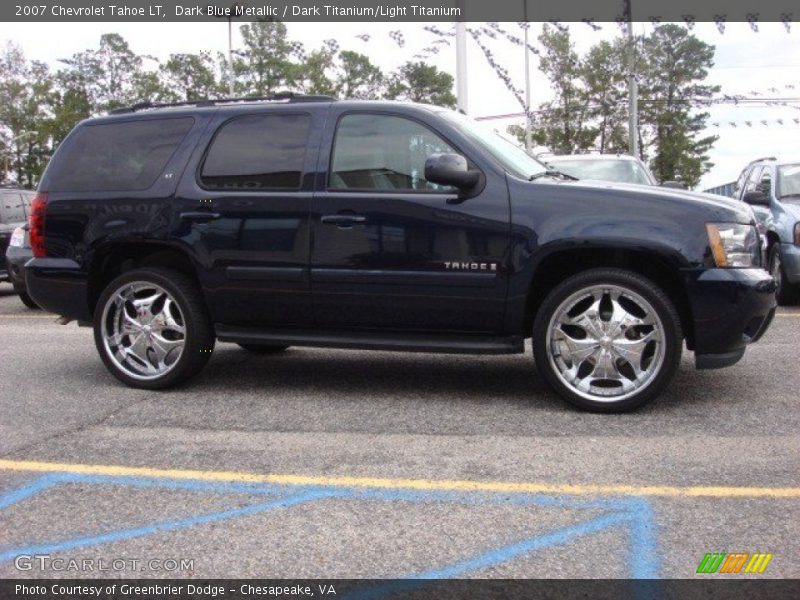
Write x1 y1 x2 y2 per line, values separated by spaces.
3 20 799 190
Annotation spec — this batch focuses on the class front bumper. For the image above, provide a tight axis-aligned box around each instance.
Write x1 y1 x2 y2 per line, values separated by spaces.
25 258 91 321
684 268 776 369
780 242 800 286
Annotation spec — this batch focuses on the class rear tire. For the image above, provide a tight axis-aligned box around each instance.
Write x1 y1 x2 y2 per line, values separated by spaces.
237 343 289 354
93 267 215 389
532 268 682 413
15 287 40 309
769 244 799 306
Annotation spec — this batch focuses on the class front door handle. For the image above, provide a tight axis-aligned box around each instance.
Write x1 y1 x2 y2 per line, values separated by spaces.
321 215 366 226
180 210 221 222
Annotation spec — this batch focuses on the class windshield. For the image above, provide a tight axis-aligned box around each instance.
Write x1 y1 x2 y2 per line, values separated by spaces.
547 158 653 185
438 111 549 179
778 164 800 198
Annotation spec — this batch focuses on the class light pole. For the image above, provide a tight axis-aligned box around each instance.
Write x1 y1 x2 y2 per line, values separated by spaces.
455 5 468 114
523 1 532 153
626 0 639 157
215 3 240 96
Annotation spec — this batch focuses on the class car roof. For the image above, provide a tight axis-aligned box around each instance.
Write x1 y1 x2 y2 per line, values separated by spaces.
747 156 800 167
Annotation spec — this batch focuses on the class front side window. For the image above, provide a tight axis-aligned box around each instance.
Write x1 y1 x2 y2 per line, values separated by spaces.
744 166 765 193
330 114 457 192
201 113 311 190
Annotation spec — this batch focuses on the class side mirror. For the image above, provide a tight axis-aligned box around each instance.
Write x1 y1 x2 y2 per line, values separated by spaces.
425 153 480 190
661 181 686 189
742 190 770 207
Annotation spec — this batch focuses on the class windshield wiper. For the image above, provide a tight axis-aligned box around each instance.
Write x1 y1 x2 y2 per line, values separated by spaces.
529 169 579 182
779 193 800 199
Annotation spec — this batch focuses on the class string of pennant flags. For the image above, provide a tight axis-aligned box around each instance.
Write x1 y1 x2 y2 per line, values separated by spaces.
346 20 799 119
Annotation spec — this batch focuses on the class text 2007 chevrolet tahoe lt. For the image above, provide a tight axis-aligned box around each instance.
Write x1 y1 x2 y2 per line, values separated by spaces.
25 94 776 411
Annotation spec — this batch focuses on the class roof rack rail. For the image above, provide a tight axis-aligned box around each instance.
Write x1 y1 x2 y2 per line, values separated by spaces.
109 91 336 115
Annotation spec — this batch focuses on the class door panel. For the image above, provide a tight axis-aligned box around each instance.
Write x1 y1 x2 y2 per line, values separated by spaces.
174 109 321 327
311 111 510 334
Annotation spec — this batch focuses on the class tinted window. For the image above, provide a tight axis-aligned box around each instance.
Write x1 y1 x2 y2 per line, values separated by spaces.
330 114 456 191
50 118 194 192
201 113 311 190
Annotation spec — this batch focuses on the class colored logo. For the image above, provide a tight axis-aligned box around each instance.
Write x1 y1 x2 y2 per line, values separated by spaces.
696 552 773 574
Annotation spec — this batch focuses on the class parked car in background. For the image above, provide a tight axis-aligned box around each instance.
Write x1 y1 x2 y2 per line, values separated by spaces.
543 154 658 186
24 94 775 412
735 156 800 304
1 188 35 285
5 224 38 308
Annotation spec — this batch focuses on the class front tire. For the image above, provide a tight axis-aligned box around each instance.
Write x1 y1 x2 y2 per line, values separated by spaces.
533 268 682 413
769 244 799 306
93 267 215 389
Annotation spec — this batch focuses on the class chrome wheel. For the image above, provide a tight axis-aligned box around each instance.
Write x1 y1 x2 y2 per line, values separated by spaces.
546 284 666 403
100 281 186 381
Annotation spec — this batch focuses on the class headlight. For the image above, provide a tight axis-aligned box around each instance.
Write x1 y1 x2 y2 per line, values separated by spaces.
706 223 759 268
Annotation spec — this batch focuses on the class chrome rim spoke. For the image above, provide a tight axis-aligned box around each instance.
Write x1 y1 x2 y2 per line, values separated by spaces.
101 281 186 381
547 284 666 402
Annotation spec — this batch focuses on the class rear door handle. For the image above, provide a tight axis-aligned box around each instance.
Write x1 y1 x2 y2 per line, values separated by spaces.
321 215 366 226
180 211 221 222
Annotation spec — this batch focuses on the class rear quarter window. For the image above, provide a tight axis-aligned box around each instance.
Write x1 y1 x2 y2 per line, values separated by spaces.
47 117 194 192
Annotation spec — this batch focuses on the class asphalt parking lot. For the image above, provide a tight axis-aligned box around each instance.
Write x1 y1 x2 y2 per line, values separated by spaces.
0 281 798 580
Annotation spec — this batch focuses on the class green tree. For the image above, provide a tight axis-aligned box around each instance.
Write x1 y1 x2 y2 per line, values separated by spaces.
234 21 300 95
581 39 629 154
637 24 720 187
532 24 596 154
335 51 383 99
0 43 53 186
160 52 220 101
385 61 456 107
58 33 153 112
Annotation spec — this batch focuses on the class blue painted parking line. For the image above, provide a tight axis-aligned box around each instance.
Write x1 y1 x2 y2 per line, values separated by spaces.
0 487 338 562
0 470 661 580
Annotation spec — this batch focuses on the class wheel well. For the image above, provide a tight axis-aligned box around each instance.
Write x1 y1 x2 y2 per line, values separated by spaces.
524 248 695 349
88 244 200 316
765 231 781 257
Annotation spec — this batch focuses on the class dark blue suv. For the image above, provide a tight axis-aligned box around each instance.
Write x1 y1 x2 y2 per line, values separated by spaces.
25 94 776 412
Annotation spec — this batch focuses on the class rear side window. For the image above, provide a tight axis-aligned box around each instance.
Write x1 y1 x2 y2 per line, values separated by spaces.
49 118 194 192
200 113 311 190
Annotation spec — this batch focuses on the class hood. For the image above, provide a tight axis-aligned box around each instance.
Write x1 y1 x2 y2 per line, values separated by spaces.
541 178 755 224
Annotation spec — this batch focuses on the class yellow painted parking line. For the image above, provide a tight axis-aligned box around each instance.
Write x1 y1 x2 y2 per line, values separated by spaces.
775 313 800 317
1 458 799 499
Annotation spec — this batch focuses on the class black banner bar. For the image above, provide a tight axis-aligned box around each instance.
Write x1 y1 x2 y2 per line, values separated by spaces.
3 579 800 600
2 0 800 23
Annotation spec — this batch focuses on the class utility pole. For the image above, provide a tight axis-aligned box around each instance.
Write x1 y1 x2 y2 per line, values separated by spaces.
456 21 467 113
523 1 532 153
227 15 234 95
626 0 638 157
